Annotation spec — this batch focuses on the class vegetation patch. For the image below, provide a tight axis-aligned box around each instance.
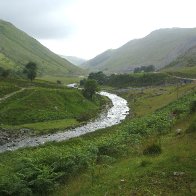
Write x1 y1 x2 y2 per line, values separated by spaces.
0 79 107 137
143 143 162 155
0 81 20 98
190 100 196 113
186 120 196 133
0 90 195 195
0 88 102 125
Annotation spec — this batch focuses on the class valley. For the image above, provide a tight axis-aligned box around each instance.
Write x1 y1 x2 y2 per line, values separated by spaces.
0 18 196 195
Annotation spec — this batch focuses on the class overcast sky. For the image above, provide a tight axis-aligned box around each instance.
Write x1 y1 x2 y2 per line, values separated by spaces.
0 0 196 59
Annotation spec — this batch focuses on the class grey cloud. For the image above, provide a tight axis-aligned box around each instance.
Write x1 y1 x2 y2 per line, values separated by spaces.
0 0 75 39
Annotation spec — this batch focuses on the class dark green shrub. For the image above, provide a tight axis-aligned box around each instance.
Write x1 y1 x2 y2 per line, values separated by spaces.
140 160 152 167
190 100 196 114
97 155 116 164
186 121 196 133
143 143 162 155
76 112 92 122
172 108 186 119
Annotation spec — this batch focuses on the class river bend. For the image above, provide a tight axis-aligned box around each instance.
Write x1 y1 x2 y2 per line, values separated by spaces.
0 91 129 153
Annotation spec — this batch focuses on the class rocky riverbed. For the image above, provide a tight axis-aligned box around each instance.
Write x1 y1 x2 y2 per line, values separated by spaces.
0 91 129 153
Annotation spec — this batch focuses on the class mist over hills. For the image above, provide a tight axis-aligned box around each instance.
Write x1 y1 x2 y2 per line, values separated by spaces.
0 20 83 76
61 55 86 66
83 28 196 73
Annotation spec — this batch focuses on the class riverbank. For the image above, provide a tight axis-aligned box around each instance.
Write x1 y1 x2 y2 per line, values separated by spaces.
0 91 129 153
0 89 195 195
0 79 109 146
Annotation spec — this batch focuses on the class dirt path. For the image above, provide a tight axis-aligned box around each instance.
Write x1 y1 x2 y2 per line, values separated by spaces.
0 88 26 103
172 75 196 81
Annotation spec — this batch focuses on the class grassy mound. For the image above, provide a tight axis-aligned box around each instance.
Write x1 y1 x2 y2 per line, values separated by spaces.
0 88 102 125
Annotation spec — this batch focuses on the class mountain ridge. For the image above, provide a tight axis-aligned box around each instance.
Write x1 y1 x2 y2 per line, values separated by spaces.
0 19 83 76
83 28 196 73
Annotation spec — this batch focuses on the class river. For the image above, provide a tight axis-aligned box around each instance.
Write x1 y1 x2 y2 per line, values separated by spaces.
0 91 129 153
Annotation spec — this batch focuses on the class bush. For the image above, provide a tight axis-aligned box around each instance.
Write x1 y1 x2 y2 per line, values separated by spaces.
186 121 196 133
190 100 196 114
143 143 162 155
140 160 152 167
172 108 186 119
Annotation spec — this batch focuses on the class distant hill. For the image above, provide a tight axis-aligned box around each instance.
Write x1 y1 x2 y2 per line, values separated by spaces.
0 19 83 76
83 28 196 73
81 49 114 69
162 46 196 78
61 56 86 66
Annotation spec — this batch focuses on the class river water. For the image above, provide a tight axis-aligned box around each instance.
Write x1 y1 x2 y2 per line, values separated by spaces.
0 91 129 153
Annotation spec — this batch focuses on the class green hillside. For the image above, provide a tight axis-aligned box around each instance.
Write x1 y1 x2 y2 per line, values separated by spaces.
162 46 196 78
0 78 105 135
0 20 83 76
81 49 114 70
84 28 196 73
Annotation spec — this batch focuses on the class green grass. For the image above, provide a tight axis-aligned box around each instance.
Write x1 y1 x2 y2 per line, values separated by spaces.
3 119 80 135
162 45 196 78
0 87 195 195
0 87 101 125
0 52 18 70
54 114 196 196
163 66 196 78
117 83 196 117
0 81 20 98
0 79 105 135
37 75 83 85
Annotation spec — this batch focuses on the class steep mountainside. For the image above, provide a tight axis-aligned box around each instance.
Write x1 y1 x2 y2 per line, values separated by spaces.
61 56 86 66
164 46 196 68
162 46 196 78
81 49 114 69
0 20 83 76
83 28 196 73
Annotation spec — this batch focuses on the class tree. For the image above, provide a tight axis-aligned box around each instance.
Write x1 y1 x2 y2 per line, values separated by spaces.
23 62 37 82
88 71 108 85
0 67 10 78
80 78 87 86
56 80 62 85
83 79 99 100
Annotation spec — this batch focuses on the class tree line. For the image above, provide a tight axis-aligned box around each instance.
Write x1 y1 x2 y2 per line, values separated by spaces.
133 65 155 73
80 71 177 88
0 62 37 81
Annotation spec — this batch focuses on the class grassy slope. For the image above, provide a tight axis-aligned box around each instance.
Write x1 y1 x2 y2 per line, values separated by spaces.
59 115 195 196
0 19 83 76
0 81 20 98
53 85 196 195
0 79 104 134
162 46 196 78
117 84 196 117
84 28 196 73
0 83 195 195
36 75 82 85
